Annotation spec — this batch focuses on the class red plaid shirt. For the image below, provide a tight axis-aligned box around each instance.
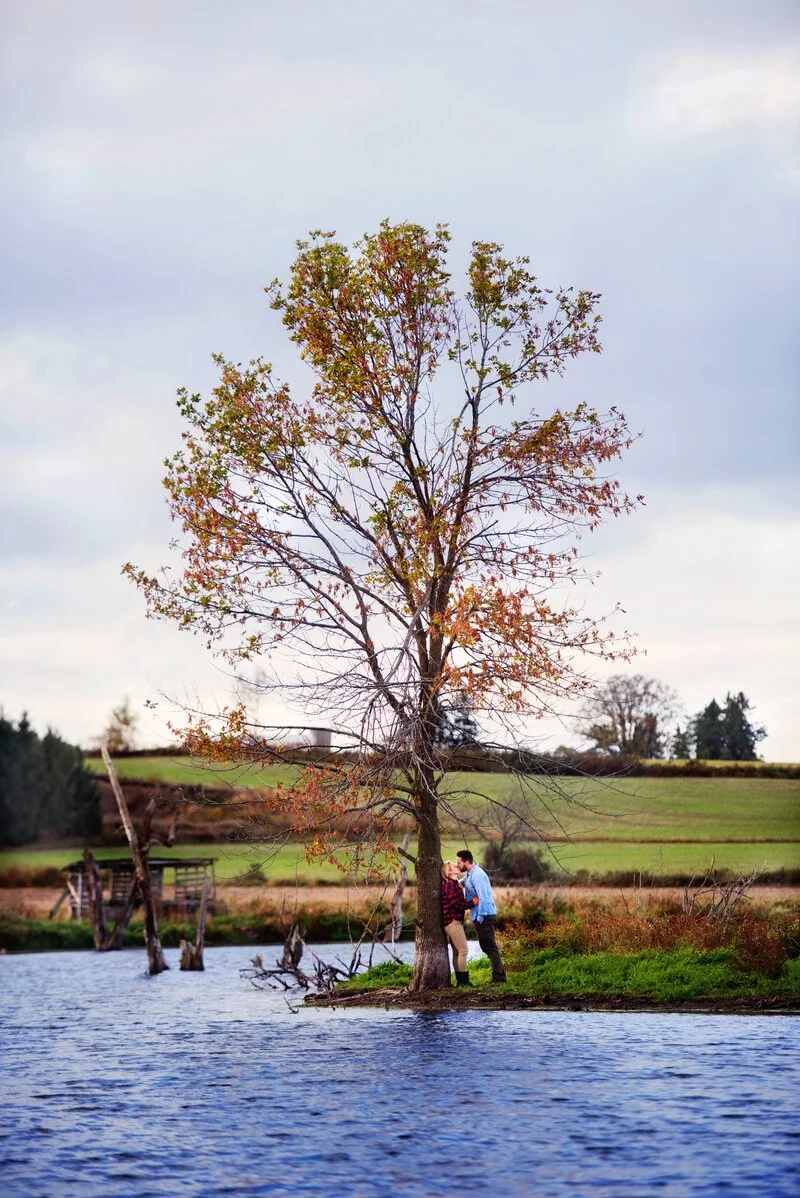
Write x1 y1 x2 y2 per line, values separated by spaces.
441 877 467 925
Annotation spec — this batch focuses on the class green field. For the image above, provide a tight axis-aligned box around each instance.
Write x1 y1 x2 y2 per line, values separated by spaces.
84 755 300 789
84 757 800 841
7 758 796 883
2 837 799 885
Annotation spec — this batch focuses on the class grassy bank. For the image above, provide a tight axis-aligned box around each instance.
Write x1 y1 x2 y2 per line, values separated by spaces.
337 896 800 1005
339 950 800 1004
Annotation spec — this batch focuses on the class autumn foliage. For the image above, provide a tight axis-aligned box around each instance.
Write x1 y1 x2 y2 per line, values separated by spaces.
125 221 640 988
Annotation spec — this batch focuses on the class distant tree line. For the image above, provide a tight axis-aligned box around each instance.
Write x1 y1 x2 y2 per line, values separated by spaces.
574 676 768 762
672 692 766 761
0 714 101 846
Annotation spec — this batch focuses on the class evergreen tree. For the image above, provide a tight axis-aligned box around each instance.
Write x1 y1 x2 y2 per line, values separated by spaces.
689 693 766 760
691 698 725 759
720 692 766 760
0 714 100 846
434 695 480 749
671 725 693 759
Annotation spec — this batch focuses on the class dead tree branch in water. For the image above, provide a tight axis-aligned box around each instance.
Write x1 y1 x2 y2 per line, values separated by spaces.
101 743 168 975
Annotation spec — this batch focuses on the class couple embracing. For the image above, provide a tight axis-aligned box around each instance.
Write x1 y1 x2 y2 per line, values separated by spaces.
441 850 506 986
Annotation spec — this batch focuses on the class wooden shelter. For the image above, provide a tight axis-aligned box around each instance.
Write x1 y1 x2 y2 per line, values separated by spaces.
61 856 217 921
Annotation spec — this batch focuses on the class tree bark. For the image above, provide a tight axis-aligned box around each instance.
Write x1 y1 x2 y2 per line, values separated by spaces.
83 849 109 950
82 849 140 951
101 743 168 975
180 875 209 971
410 785 451 991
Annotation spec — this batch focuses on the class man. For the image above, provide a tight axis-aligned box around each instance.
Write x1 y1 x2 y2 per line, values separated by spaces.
456 849 507 983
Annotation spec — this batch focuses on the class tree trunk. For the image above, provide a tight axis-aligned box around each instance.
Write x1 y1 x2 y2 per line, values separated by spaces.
104 874 140 950
83 849 109 950
410 790 451 991
101 744 168 975
180 875 209 971
82 849 140 951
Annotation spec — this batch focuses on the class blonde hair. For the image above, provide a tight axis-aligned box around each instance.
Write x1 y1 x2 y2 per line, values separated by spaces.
441 860 455 881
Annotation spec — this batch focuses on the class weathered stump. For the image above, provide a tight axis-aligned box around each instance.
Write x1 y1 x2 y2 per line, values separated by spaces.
180 876 210 971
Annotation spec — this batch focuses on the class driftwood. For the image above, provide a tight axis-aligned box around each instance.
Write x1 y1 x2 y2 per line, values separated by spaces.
241 911 404 995
179 875 210 971
682 866 762 924
277 921 304 970
101 743 168 974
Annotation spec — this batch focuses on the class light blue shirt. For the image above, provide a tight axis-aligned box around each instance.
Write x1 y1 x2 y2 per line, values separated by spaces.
462 863 496 923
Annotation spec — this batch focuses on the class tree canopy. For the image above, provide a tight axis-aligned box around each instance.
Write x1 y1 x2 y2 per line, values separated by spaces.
689 693 766 760
577 674 680 758
0 714 100 846
126 221 640 988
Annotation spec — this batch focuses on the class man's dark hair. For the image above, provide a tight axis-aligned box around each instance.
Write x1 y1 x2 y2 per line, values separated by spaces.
456 849 473 864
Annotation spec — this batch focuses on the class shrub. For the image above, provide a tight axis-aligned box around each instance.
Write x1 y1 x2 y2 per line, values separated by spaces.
484 842 551 883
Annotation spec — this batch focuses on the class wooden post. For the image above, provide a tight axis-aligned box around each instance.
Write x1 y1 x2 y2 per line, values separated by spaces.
180 874 210 971
83 849 108 949
101 743 168 974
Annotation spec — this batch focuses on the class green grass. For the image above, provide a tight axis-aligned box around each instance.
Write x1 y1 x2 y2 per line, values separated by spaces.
343 948 800 1002
3 837 800 884
86 758 800 842
439 773 800 842
7 759 799 883
0 842 352 884
84 755 300 789
544 840 800 876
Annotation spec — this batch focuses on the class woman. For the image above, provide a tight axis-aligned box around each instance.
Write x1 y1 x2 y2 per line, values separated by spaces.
441 860 473 987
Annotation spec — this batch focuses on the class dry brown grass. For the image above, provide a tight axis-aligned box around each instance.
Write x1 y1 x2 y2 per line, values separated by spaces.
500 891 800 977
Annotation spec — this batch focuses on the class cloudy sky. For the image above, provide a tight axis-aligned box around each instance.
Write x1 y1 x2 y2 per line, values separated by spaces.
1 0 798 757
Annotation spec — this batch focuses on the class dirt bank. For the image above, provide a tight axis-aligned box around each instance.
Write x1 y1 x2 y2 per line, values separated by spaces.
305 988 800 1016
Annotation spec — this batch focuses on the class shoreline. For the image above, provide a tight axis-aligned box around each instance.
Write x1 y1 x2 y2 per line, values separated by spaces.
305 988 800 1016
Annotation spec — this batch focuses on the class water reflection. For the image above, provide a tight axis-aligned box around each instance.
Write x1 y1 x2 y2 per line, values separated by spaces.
1 945 798 1197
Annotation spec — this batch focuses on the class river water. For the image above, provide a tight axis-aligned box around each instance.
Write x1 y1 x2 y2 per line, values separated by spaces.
1 945 798 1197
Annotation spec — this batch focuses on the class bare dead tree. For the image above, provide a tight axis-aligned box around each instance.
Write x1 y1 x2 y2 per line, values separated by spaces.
82 848 140 951
682 865 763 924
101 743 168 975
277 921 305 970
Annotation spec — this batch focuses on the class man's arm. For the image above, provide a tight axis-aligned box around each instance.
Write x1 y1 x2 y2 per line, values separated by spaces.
472 868 493 907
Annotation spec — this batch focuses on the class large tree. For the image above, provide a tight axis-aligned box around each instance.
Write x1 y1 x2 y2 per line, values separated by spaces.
577 674 681 758
126 221 639 989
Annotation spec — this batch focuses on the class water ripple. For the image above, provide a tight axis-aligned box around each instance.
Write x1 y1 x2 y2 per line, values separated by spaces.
1 945 798 1197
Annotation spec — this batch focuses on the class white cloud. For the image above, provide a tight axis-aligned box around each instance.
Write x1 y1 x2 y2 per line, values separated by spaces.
636 48 800 136
555 490 800 761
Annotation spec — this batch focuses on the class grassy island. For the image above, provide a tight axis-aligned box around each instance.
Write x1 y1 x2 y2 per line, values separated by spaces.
313 894 800 1013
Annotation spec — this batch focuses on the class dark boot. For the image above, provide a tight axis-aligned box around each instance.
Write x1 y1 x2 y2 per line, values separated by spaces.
455 971 475 987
